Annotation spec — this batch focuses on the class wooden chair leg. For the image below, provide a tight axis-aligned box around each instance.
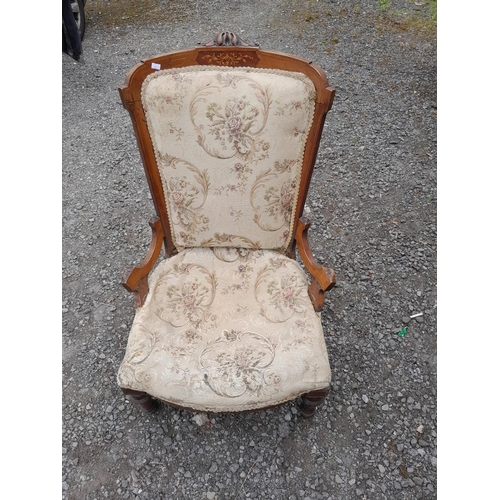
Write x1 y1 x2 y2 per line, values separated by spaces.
299 388 329 418
121 388 158 413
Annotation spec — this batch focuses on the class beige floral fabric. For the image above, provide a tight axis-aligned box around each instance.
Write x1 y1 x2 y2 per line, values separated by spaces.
118 248 331 412
141 66 317 252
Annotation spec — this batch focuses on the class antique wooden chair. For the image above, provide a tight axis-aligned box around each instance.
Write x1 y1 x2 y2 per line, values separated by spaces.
117 32 336 418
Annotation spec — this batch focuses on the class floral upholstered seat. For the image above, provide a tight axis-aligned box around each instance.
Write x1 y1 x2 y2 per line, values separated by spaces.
117 33 336 417
118 247 331 412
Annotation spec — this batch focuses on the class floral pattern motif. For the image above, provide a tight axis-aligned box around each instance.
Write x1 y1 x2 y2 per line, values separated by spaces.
254 256 311 323
221 261 254 295
250 159 300 234
204 98 267 160
190 73 271 162
117 248 331 411
141 66 316 251
164 165 210 246
153 262 217 328
200 330 277 398
263 179 296 223
214 162 254 196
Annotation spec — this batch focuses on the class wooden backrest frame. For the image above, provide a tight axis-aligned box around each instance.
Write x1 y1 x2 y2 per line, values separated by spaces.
119 42 335 258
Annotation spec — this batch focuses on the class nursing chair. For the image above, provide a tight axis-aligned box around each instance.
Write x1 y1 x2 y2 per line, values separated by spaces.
117 32 336 418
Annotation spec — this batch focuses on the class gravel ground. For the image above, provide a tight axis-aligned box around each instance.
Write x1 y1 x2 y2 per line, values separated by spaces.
62 1 437 498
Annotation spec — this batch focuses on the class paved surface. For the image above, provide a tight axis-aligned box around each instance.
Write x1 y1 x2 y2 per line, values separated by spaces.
62 1 437 498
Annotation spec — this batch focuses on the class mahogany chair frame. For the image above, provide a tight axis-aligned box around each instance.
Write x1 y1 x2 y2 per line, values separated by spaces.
118 33 336 418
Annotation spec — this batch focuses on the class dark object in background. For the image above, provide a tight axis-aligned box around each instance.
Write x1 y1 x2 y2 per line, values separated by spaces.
62 0 86 61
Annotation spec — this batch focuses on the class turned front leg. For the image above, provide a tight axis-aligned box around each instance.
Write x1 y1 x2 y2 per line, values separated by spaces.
121 388 158 413
299 388 329 418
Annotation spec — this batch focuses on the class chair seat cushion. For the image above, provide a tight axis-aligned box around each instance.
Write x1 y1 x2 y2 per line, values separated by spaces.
117 247 331 412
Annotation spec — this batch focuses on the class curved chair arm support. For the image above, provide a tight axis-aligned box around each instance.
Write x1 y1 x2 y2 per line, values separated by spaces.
121 217 164 308
295 217 336 311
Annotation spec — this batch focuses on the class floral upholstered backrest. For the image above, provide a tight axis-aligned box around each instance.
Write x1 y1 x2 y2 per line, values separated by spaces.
141 66 317 252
